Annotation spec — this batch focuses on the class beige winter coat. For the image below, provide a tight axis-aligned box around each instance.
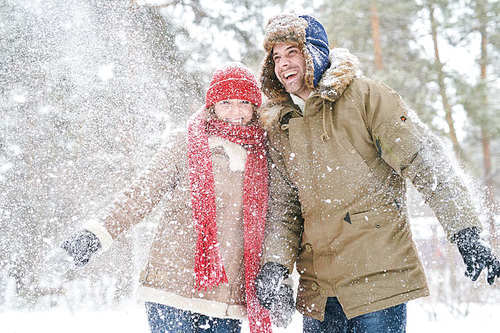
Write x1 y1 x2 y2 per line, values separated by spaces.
259 49 482 320
86 129 270 319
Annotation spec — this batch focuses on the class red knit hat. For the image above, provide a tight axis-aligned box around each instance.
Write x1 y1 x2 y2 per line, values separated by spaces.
205 63 262 109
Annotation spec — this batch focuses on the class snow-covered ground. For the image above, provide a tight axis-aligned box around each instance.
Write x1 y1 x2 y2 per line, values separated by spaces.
1 214 498 332
0 299 498 332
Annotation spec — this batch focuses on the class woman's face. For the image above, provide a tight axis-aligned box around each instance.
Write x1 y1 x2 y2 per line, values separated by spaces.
213 99 255 126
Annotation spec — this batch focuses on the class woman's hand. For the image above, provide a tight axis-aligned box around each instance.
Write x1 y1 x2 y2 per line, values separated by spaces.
61 229 101 267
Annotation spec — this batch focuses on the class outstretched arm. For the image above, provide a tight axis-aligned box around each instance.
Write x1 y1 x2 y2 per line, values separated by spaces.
61 134 183 266
363 80 498 284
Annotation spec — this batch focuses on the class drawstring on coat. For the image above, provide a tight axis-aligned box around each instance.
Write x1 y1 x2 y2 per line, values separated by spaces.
321 101 330 142
320 100 338 143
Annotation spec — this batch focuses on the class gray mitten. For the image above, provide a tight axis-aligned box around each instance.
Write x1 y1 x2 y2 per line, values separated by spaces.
268 284 295 328
255 262 289 308
454 227 500 285
61 229 101 267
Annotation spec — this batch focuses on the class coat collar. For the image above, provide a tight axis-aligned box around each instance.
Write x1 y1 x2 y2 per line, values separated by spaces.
258 48 361 130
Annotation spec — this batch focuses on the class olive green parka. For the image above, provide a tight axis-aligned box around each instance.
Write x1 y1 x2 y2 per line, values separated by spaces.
259 48 481 320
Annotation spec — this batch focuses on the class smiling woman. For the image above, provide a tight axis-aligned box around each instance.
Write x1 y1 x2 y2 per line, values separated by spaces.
213 99 255 126
59 62 279 333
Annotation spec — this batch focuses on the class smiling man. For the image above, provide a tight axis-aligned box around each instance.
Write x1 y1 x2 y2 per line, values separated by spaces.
272 42 311 100
255 14 500 333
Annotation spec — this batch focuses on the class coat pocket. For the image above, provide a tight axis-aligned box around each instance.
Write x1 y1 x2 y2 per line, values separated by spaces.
349 204 403 230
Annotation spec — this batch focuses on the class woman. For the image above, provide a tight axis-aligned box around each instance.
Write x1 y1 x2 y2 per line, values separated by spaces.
62 63 273 333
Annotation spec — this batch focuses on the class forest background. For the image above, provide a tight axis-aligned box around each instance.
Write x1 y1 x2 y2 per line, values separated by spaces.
0 0 499 328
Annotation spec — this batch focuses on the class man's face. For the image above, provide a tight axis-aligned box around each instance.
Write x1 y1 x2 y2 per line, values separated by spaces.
272 42 310 99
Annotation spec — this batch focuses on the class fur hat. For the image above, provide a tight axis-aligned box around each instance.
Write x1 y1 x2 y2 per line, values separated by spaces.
206 63 262 109
261 14 331 100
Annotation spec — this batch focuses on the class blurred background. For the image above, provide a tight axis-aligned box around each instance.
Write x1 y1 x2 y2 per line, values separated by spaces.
0 0 498 330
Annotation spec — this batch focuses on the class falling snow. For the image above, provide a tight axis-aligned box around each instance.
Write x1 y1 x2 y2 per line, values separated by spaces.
1 0 499 332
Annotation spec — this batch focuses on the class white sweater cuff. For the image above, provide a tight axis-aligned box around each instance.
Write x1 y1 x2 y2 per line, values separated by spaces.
84 219 114 251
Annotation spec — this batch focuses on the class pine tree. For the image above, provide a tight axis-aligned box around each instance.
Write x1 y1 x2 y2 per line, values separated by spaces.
317 0 439 127
423 0 465 161
443 0 499 248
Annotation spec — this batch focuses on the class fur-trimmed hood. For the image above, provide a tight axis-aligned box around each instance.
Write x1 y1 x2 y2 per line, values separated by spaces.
260 14 328 101
259 47 361 129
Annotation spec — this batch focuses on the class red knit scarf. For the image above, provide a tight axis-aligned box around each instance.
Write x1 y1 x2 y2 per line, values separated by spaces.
187 111 272 333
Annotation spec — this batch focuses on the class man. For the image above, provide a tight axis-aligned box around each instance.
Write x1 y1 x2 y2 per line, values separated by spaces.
255 14 500 332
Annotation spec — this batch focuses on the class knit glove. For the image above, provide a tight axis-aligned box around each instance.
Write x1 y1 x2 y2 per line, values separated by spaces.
454 227 500 285
255 262 290 309
268 283 295 328
61 229 101 267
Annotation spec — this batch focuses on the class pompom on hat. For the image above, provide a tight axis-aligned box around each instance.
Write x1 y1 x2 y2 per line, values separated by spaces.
205 63 262 109
261 14 332 100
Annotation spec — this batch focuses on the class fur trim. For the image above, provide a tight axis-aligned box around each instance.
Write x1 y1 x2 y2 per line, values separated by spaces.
258 103 285 130
317 48 360 101
263 15 308 52
259 48 361 129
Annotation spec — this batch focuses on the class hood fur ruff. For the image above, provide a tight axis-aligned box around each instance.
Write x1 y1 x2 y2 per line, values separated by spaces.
258 47 361 129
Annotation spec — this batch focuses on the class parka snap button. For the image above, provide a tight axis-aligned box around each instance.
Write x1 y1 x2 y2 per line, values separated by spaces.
311 282 319 291
375 224 381 229
304 243 312 252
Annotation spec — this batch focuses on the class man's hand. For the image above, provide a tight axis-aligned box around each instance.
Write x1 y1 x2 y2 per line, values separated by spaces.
61 229 101 267
255 262 289 309
454 227 500 285
268 284 295 328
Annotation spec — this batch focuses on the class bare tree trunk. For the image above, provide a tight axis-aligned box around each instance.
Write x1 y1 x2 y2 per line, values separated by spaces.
370 0 384 70
481 128 496 245
476 0 497 249
427 3 464 161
